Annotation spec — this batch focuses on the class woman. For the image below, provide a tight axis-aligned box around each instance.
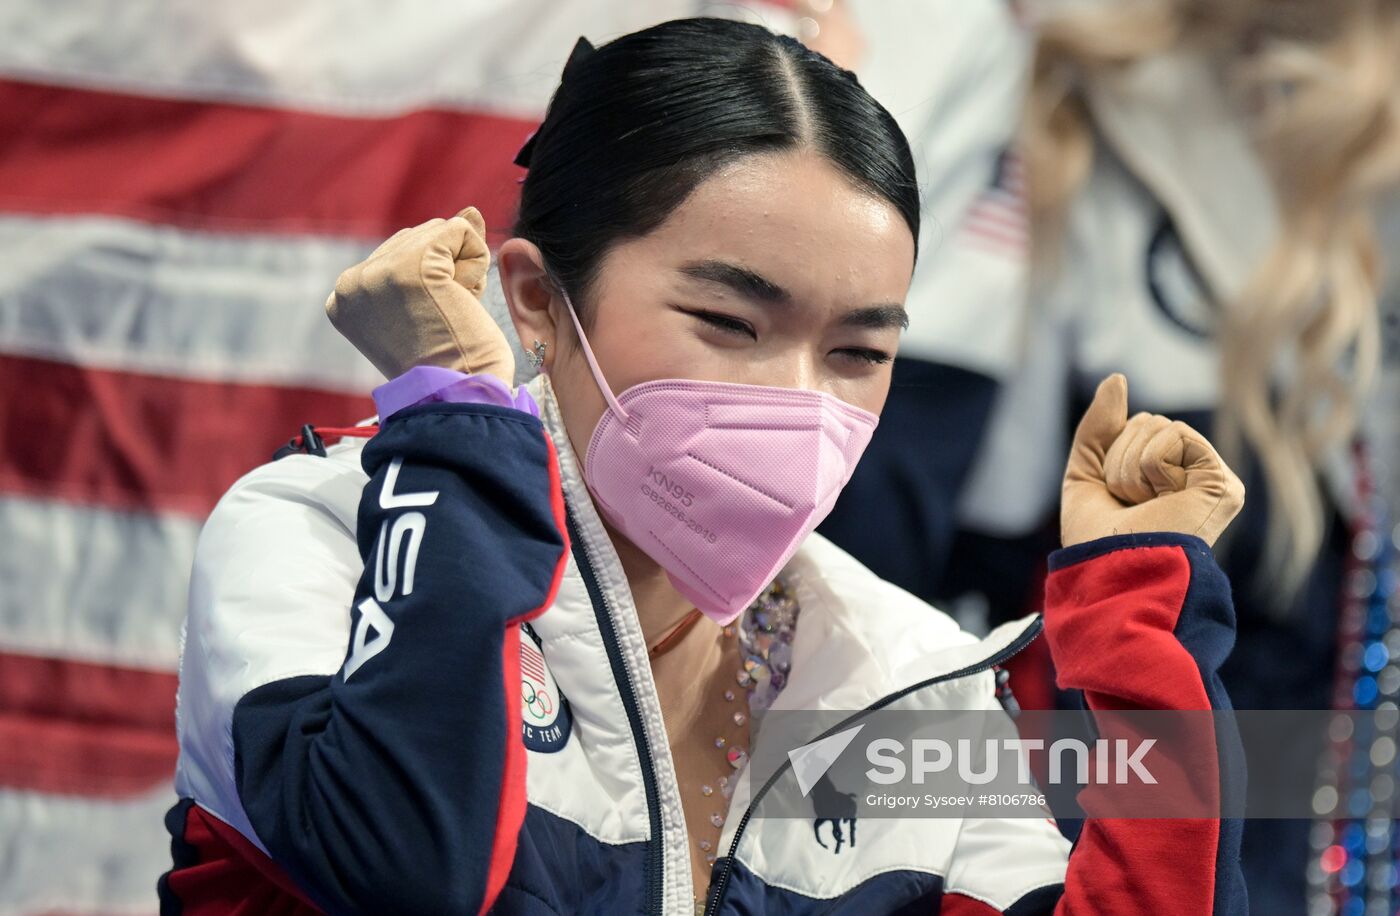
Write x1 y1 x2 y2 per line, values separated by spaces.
940 2 1400 910
160 19 1248 915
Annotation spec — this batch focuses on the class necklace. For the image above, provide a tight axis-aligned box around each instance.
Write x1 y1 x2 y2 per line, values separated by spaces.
648 607 704 659
645 582 801 911
687 579 803 889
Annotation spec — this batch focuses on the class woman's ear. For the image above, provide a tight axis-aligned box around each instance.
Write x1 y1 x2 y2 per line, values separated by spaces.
498 237 560 372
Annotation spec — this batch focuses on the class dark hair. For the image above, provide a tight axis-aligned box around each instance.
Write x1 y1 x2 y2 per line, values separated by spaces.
513 18 920 319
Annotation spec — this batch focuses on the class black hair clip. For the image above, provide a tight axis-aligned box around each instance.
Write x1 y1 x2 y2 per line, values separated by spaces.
513 36 596 169
513 131 538 169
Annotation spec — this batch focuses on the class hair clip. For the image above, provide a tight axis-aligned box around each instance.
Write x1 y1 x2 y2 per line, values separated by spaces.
513 130 538 168
561 35 596 81
513 36 596 169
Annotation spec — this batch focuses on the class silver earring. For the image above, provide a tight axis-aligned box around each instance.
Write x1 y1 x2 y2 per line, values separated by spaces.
525 338 548 369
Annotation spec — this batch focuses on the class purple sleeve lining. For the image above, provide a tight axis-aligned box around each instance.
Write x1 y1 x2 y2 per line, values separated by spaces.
372 365 540 420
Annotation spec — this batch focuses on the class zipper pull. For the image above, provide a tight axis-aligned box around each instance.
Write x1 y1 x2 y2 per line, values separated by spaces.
993 665 1020 717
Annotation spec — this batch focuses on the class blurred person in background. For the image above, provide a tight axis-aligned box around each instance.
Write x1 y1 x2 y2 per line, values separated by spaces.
1020 3 1400 912
813 0 1037 612
814 1 1400 912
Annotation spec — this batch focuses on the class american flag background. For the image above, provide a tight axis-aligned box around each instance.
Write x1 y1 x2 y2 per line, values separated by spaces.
0 3 802 911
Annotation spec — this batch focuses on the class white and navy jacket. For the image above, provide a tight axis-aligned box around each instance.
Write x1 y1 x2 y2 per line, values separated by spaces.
160 371 1246 915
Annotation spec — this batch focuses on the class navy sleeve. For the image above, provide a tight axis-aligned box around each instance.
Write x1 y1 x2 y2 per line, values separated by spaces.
231 402 569 915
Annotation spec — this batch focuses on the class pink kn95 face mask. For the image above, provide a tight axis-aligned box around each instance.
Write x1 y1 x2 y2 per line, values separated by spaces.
553 280 879 626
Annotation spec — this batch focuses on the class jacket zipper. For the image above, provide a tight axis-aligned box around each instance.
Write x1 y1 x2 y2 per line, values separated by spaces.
702 616 1045 915
565 508 667 916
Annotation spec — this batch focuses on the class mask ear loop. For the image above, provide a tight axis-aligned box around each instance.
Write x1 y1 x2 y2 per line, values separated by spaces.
552 278 631 422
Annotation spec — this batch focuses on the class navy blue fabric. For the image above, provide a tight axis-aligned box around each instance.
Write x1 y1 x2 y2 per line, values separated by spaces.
818 357 999 603
1001 883 1066 915
1172 537 1250 916
157 798 198 915
489 805 649 915
231 403 567 915
1046 530 1213 571
1207 424 1342 916
715 858 946 915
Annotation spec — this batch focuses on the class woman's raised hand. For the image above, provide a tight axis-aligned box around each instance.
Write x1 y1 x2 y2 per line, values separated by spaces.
326 207 514 385
1061 374 1246 548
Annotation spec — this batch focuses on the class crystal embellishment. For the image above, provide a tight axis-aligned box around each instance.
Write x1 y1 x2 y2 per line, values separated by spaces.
688 578 800 849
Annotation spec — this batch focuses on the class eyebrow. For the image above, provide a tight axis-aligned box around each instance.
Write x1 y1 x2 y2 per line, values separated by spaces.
679 260 790 305
678 258 910 331
841 304 910 331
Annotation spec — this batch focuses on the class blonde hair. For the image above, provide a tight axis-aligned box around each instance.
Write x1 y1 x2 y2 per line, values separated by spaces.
1025 0 1400 604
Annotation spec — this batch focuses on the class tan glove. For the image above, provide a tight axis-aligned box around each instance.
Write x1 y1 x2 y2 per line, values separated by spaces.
325 206 513 384
1061 374 1245 548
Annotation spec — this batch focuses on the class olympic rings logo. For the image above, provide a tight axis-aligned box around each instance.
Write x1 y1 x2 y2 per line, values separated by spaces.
522 678 554 721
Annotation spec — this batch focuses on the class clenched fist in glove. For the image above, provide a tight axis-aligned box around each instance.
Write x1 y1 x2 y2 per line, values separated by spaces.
326 207 514 384
1061 374 1246 548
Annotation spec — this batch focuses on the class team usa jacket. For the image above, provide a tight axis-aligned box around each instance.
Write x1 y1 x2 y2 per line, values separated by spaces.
159 373 1248 915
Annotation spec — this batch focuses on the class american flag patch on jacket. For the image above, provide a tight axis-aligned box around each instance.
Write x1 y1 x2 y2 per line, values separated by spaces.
960 147 1027 256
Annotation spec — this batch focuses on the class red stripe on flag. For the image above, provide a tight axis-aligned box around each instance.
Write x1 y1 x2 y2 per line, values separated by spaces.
965 205 1026 232
520 643 546 683
962 189 1028 254
0 652 179 797
0 353 372 516
972 189 1026 213
962 219 1027 251
0 79 534 240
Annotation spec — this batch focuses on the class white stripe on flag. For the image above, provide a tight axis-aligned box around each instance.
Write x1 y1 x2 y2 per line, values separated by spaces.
0 215 383 392
0 494 197 670
0 783 173 915
0 0 707 117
